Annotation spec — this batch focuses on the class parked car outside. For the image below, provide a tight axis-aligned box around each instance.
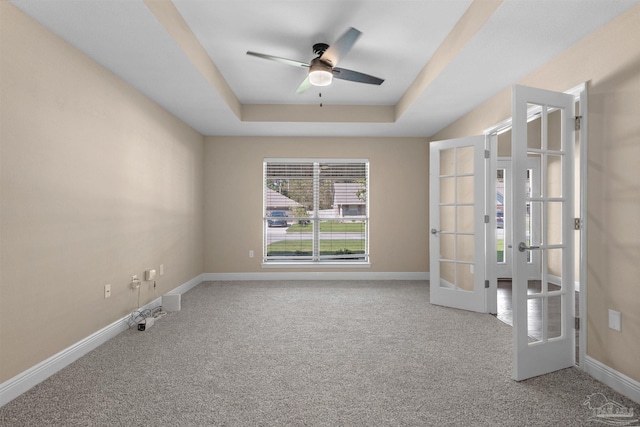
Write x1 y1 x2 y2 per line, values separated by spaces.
268 211 289 227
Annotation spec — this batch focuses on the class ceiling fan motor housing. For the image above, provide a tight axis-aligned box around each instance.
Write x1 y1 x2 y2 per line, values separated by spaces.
312 43 330 56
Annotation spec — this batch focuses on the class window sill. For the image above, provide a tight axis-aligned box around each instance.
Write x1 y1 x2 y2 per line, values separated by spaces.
261 262 371 269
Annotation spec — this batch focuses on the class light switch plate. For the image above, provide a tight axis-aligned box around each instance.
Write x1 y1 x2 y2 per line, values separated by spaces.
608 309 621 332
104 284 111 299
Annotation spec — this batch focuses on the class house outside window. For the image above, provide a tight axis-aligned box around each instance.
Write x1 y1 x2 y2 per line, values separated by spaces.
263 159 369 264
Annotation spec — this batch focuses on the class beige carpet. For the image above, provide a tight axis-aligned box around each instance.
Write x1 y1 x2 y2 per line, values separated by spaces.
1 280 638 426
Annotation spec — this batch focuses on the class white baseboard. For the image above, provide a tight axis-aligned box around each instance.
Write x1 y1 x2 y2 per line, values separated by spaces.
165 273 205 296
0 313 129 408
202 272 430 281
0 274 204 408
585 356 640 404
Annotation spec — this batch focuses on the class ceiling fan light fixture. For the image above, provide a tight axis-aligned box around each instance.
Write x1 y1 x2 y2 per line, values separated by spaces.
309 70 333 86
308 58 333 87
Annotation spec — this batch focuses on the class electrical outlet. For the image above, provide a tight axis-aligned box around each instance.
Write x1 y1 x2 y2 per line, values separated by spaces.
131 275 140 289
104 284 111 299
249 250 254 258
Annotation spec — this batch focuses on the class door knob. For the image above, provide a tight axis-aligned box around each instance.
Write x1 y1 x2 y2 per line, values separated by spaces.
518 242 541 252
431 228 440 235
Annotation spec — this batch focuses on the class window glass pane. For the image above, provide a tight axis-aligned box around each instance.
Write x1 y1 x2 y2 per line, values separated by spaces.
265 219 313 259
456 146 474 175
440 177 455 204
440 206 455 233
546 202 563 246
547 154 563 198
319 220 366 260
527 155 542 199
456 263 474 291
527 295 543 343
457 205 474 233
457 176 474 204
440 234 455 260
265 171 312 261
527 279 543 296
497 168 505 263
457 234 474 263
440 261 455 288
527 106 542 150
264 160 368 263
440 148 455 176
548 294 563 340
325 181 366 218
527 201 542 264
547 248 563 288
548 109 562 152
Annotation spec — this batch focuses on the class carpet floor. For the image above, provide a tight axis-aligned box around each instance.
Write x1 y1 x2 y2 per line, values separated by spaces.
1 280 638 426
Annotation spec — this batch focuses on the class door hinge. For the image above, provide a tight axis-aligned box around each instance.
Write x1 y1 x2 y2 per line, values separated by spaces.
484 149 490 159
484 215 490 224
575 316 580 330
574 217 581 230
575 116 582 131
485 280 490 289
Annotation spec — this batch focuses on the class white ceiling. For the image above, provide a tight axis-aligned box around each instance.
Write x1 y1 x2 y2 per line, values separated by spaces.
9 0 639 137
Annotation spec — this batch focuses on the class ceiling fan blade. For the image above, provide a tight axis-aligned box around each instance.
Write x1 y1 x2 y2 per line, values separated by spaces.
332 67 384 85
296 76 313 94
246 51 309 68
320 27 361 66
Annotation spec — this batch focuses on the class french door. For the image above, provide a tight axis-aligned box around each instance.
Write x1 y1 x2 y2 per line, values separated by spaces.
512 85 575 380
429 135 496 313
430 84 577 381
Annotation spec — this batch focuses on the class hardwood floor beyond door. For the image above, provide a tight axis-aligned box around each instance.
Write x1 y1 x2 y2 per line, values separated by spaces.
495 279 580 365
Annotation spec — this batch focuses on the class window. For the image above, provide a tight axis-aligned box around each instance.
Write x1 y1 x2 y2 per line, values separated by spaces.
263 159 369 264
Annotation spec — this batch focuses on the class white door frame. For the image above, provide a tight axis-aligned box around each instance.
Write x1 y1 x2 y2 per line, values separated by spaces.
483 83 587 373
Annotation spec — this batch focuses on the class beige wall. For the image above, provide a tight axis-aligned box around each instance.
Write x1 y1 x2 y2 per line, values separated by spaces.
203 137 429 274
433 5 640 382
0 3 204 382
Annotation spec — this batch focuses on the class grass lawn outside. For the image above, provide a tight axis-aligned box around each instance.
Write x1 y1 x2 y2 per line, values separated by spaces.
266 239 365 256
287 221 365 233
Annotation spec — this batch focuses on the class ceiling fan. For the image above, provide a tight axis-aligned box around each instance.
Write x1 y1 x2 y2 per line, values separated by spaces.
246 27 384 93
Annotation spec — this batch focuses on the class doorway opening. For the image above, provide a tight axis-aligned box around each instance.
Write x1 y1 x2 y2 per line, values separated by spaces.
429 84 587 379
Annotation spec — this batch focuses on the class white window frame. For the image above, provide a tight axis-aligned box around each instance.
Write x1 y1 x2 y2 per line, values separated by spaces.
263 158 370 268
